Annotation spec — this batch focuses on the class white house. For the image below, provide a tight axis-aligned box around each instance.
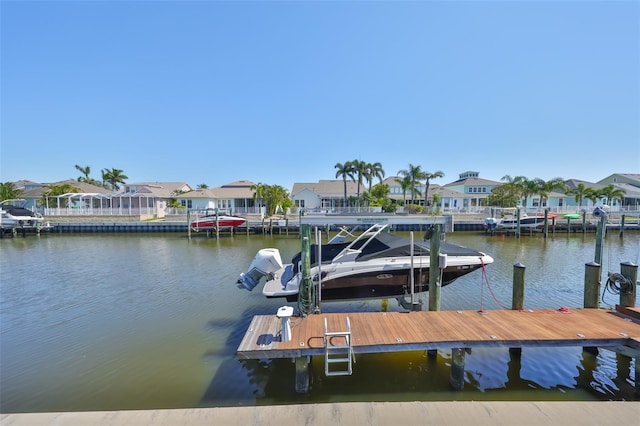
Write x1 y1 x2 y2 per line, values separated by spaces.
176 180 261 214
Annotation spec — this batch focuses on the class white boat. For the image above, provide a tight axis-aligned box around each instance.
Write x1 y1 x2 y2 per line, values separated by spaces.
0 200 50 229
484 214 547 231
238 223 493 302
190 209 246 230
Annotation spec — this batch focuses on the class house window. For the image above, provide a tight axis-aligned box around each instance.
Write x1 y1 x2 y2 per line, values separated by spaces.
295 200 305 208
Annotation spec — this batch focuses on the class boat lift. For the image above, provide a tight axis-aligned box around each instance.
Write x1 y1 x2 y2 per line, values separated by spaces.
298 213 454 232
296 214 454 317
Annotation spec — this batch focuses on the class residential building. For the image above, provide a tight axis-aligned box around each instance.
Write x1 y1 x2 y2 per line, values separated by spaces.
176 180 261 215
291 180 367 212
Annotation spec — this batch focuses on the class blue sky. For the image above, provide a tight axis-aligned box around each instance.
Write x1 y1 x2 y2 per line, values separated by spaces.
1 1 638 191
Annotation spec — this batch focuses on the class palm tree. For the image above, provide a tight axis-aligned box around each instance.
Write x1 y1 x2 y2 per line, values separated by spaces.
394 175 412 205
584 188 600 207
196 183 209 189
398 164 424 204
262 184 293 216
567 183 591 209
351 160 368 202
41 183 81 208
598 184 626 207
334 161 355 207
422 170 444 207
487 184 520 208
536 178 566 208
101 168 128 191
500 175 528 207
75 165 91 182
366 162 386 193
0 182 23 201
522 178 544 210
250 182 267 208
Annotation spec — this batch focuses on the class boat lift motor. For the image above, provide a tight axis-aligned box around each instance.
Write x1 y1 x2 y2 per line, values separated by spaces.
238 248 284 291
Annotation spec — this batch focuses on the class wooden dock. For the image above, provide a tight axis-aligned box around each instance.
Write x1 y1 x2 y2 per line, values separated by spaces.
237 306 640 393
238 307 640 359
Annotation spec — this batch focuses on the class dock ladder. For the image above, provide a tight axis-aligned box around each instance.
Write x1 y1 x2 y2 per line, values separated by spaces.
323 316 355 376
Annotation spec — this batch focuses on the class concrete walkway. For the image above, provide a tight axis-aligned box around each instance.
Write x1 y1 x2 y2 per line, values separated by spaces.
2 401 639 425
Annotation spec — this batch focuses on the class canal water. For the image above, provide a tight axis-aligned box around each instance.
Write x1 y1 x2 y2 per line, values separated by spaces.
1 229 639 412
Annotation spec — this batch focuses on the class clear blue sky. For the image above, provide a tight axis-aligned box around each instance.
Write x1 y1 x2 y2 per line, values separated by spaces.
1 0 638 191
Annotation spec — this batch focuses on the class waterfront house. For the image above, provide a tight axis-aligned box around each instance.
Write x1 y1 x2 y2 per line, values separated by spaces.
440 172 502 211
598 173 640 210
20 179 111 212
176 180 261 215
113 182 193 218
291 180 367 212
34 180 191 219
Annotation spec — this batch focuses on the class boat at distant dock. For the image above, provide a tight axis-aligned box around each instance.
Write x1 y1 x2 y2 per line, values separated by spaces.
190 209 246 230
0 199 51 230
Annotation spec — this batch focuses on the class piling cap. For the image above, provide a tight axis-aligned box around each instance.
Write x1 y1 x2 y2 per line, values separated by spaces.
513 262 526 268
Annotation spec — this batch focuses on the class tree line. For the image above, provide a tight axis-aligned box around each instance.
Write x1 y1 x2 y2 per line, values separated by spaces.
0 163 627 211
491 175 626 209
334 160 445 212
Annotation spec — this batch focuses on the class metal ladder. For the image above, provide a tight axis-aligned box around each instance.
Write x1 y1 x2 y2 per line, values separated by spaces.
323 316 355 376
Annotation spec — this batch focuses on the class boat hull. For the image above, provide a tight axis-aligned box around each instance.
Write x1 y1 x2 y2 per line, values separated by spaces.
313 264 483 301
486 216 546 230
191 216 246 229
264 255 491 302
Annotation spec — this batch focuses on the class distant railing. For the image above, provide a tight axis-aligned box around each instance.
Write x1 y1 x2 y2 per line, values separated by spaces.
165 206 264 216
44 207 156 216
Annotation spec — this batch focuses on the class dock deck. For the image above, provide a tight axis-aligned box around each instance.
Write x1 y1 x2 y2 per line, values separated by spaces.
237 307 640 359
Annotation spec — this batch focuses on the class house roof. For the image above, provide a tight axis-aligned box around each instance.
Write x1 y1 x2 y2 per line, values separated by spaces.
292 180 365 197
613 183 640 198
564 179 602 189
442 177 502 187
598 173 640 186
12 179 42 190
177 181 257 199
21 179 112 197
124 182 192 198
220 180 255 189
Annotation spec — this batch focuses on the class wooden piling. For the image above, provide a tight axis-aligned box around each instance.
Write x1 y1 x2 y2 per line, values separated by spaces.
298 224 314 316
619 215 625 238
428 224 442 312
583 262 601 309
512 263 525 311
510 262 526 357
428 224 442 359
619 262 637 308
584 261 601 355
187 210 191 240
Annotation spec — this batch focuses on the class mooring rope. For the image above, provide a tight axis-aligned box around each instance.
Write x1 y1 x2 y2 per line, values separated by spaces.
601 271 632 305
479 257 509 311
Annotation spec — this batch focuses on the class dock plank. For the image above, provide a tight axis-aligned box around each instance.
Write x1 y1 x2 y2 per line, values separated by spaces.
237 308 640 359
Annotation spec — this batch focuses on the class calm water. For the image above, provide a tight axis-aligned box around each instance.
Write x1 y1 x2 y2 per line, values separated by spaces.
1 229 639 412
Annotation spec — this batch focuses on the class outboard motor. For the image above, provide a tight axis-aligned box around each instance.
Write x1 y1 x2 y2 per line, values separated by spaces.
238 248 283 291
